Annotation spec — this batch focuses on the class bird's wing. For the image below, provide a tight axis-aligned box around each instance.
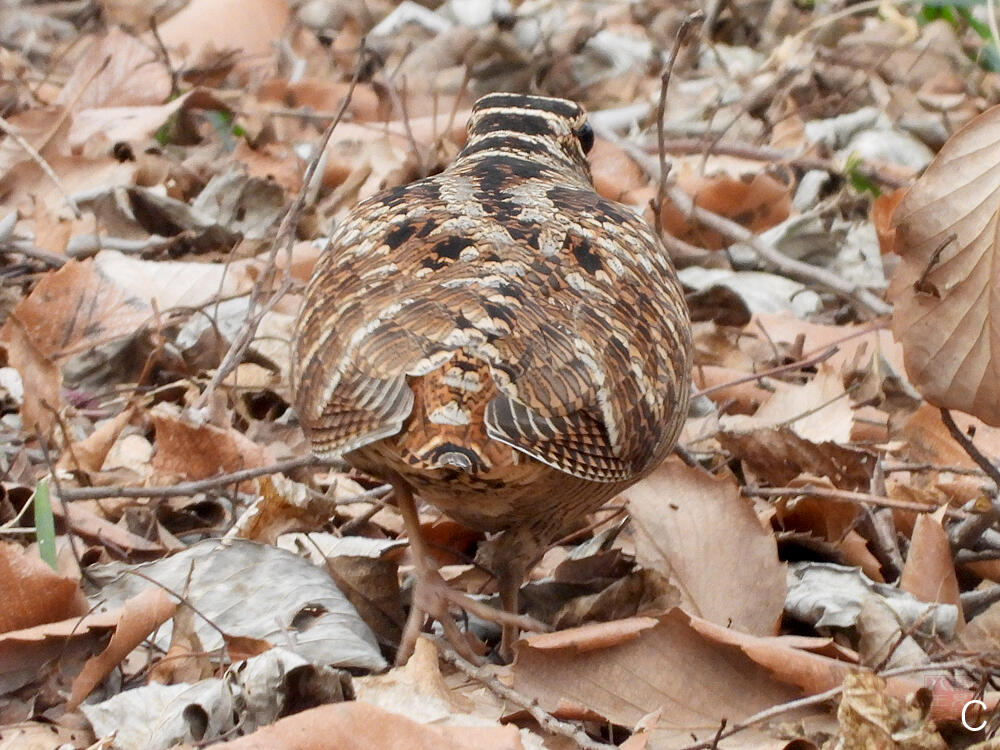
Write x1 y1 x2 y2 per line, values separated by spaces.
294 181 691 480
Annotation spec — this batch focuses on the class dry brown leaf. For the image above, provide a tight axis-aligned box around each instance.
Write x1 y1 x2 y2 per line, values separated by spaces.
897 403 1000 467
660 167 792 250
1 253 259 370
513 611 799 745
590 138 647 202
322 129 418 206
0 258 152 363
233 139 302 193
552 569 680 629
0 149 136 216
872 188 906 256
959 598 1000 653
54 500 164 553
774 486 884 580
255 78 387 122
67 88 231 151
899 508 964 629
748 313 906 379
720 364 854 442
692 364 775 413
624 458 786 636
57 27 171 111
233 475 342 544
0 105 68 180
0 723 92 748
67 588 176 709
894 404 1000 505
57 406 134 474
834 671 947 750
355 638 475 723
207 700 524 750
888 103 1000 424
719 428 877 492
0 314 62 437
684 613 856 696
150 402 273 483
684 613 988 723
148 602 213 686
156 0 291 66
0 541 85 634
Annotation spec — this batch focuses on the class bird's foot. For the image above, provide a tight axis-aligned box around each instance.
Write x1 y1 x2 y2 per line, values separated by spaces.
396 566 550 666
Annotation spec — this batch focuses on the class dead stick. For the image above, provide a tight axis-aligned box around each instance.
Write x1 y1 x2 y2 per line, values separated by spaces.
744 485 969 519
196 42 368 411
435 640 616 750
56 454 329 501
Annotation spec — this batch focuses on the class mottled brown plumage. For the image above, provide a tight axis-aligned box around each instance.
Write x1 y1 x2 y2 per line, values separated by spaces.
294 92 692 661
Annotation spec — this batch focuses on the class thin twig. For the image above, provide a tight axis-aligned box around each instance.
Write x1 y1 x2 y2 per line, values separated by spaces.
882 462 986 477
436 641 616 750
744 484 970 519
644 137 910 190
694 346 837 398
2 242 68 268
939 409 1000 489
149 15 180 98
939 409 1000 550
383 75 425 176
195 43 367 411
56 454 329 501
606 131 892 317
0 116 81 219
667 182 892 316
956 549 1000 564
675 657 989 750
655 12 703 227
695 316 889 397
961 584 1000 619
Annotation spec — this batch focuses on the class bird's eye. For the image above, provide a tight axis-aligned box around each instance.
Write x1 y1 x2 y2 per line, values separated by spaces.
575 121 594 154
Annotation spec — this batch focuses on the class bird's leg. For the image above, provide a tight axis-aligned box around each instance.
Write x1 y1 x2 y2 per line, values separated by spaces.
478 526 551 660
498 560 526 661
390 473 549 665
391 472 480 665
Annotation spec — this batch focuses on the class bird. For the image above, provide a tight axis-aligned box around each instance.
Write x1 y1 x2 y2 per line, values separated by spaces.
294 92 692 663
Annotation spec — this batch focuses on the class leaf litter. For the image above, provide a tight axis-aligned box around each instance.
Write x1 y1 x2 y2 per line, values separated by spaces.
2 0 1000 748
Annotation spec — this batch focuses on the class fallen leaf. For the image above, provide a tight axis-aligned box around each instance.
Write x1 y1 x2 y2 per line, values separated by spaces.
0 541 85 633
899 508 964 629
150 402 273 483
57 405 135 474
889 103 1000 424
624 458 786 635
718 428 877 491
207 701 524 750
67 588 176 709
513 611 800 746
0 314 62 437
720 364 854 443
834 671 947 749
57 27 171 111
872 188 905 255
155 0 291 67
87 538 386 671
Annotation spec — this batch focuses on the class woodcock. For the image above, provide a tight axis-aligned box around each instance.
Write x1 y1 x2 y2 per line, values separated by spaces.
294 92 693 662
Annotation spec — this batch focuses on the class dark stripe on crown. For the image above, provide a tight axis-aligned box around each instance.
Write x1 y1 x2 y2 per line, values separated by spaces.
459 134 553 159
472 93 581 119
470 111 555 138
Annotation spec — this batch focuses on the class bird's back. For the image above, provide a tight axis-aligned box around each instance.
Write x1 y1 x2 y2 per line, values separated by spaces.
295 93 691 534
